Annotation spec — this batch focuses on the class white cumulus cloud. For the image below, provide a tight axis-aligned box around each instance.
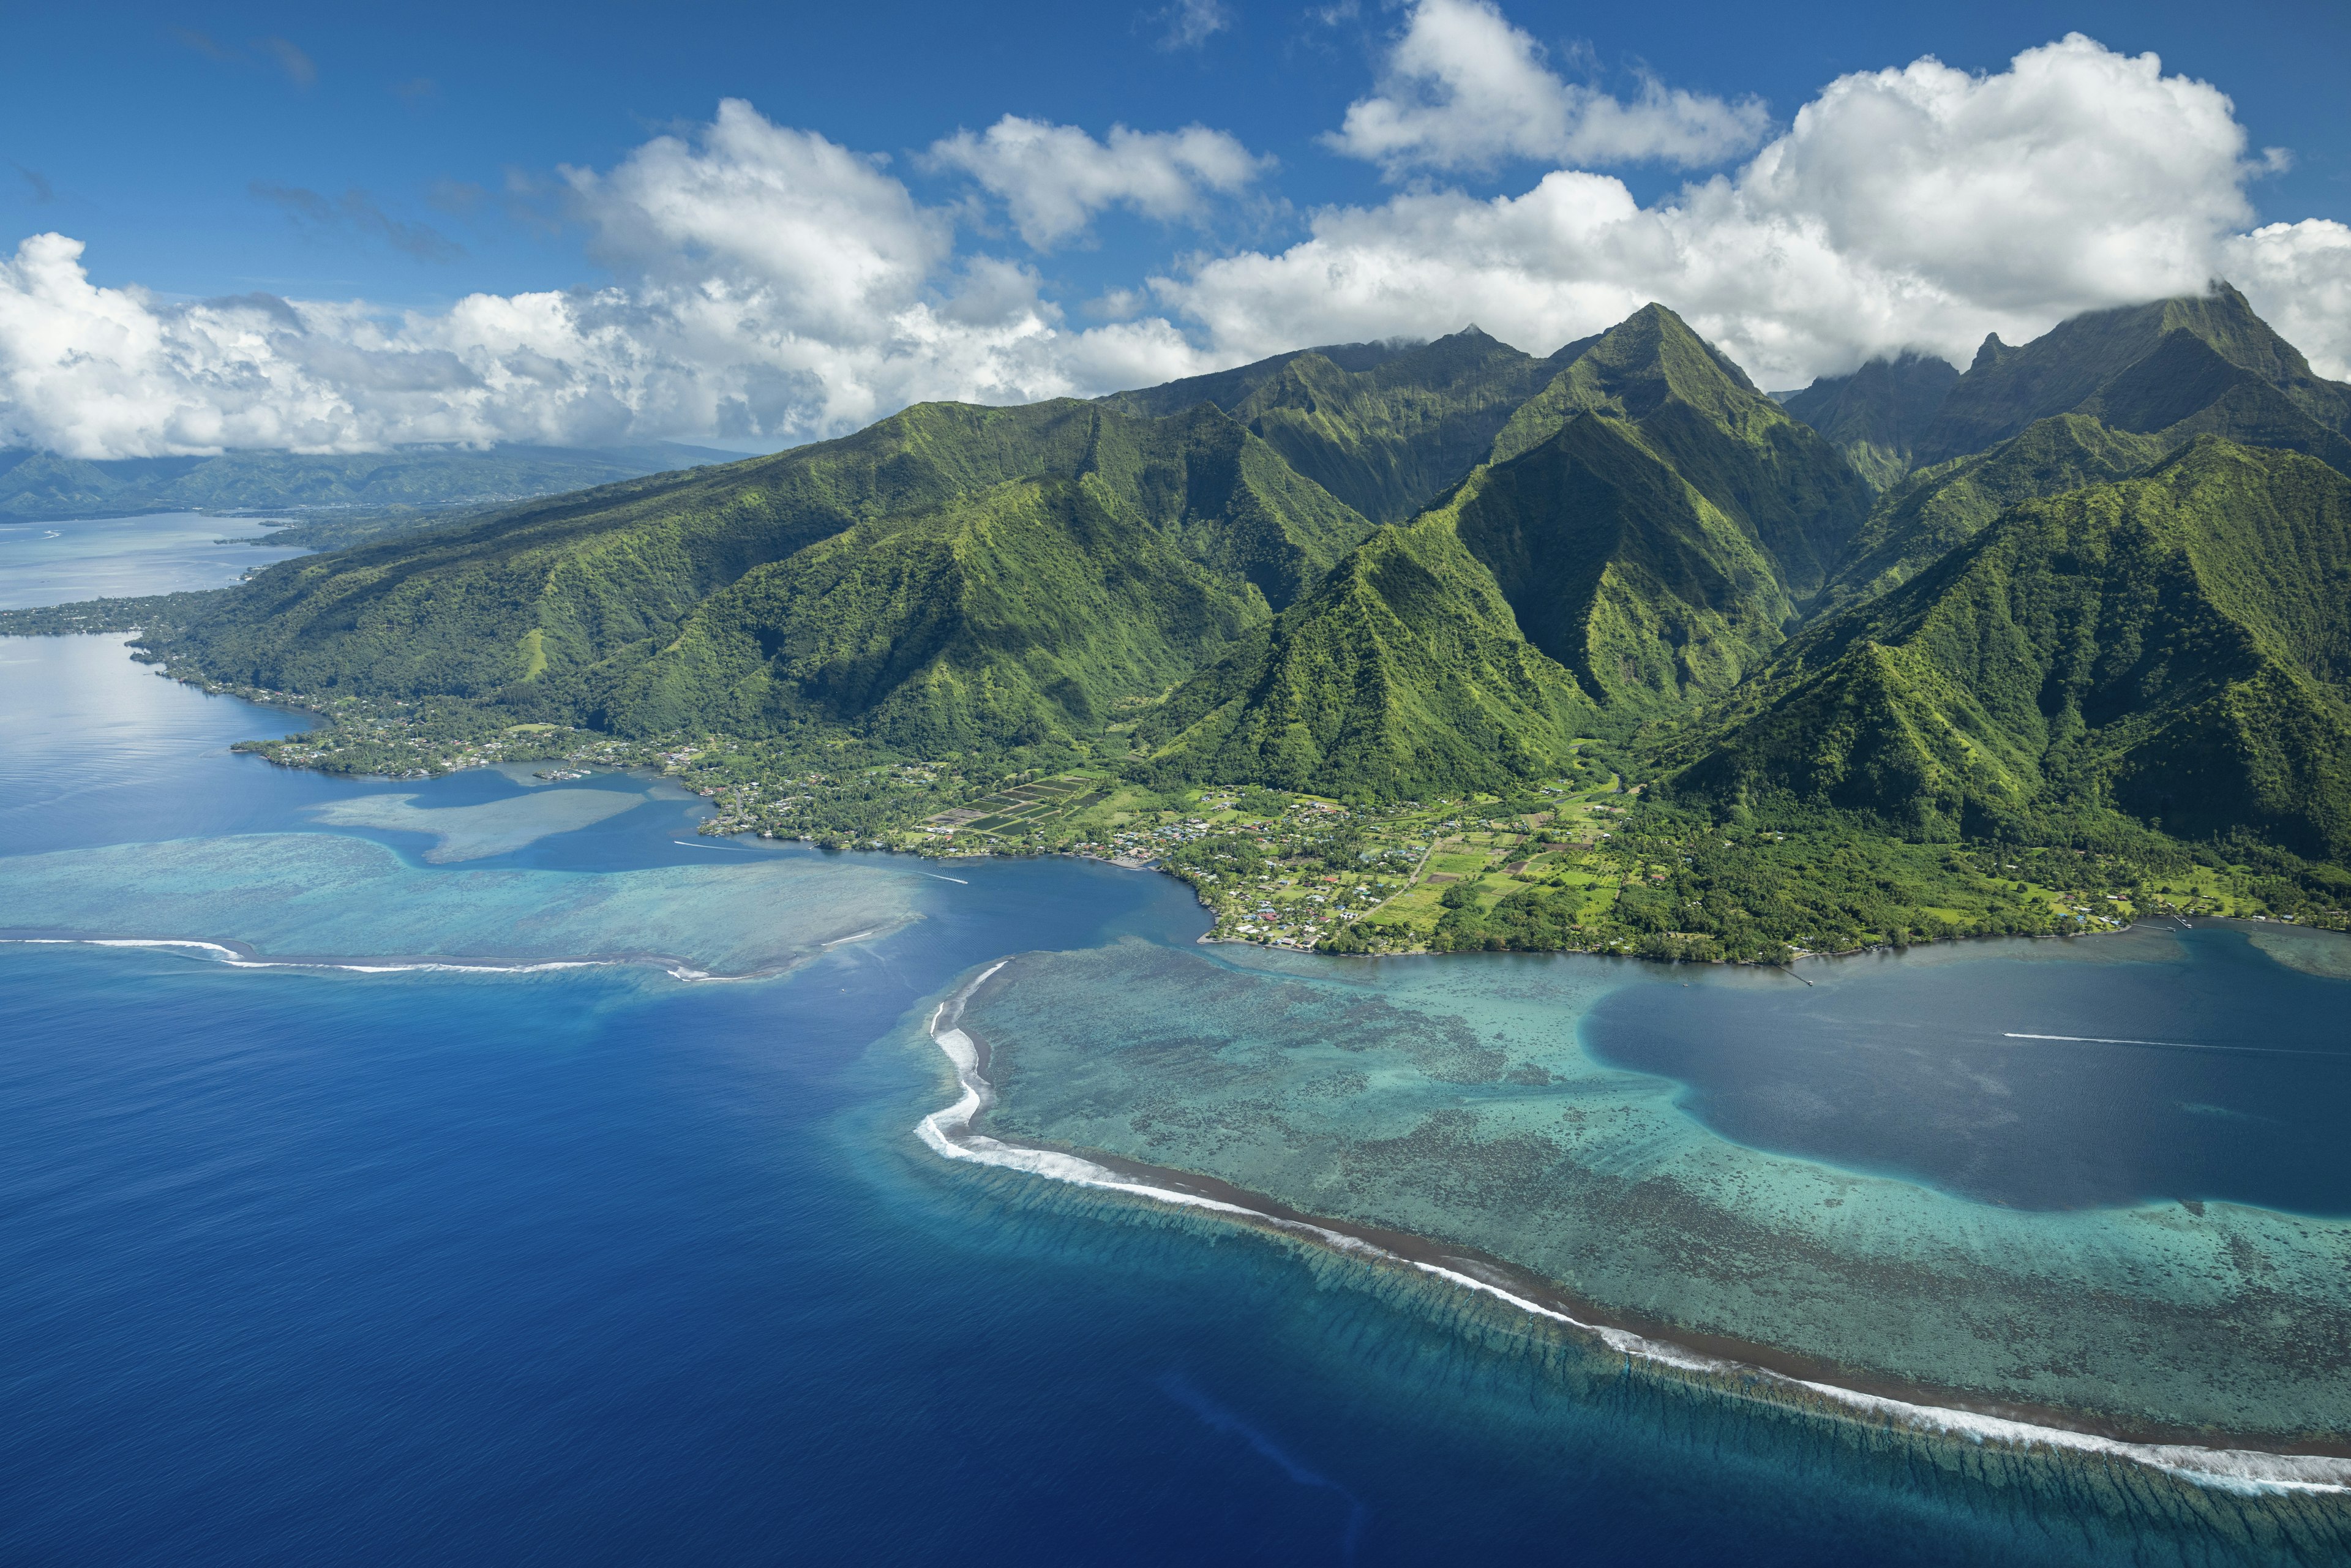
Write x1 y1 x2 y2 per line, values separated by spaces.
2222 220 2351 379
1169 33 2349 386
928 115 1271 248
0 101 1215 458
1326 0 1770 176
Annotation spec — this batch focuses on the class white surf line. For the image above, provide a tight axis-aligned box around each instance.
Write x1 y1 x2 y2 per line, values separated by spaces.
916 967 2351 1497
923 872 969 884
3 936 246 960
821 929 880 949
672 839 750 852
2003 1032 2331 1057
0 936 612 975
0 936 728 983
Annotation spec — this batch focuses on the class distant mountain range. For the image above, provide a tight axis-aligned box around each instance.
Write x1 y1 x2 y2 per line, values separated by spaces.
39 282 2351 871
0 441 738 522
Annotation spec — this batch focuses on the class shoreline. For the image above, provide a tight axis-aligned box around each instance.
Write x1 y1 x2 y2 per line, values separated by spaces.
1041 841 2340 968
916 958 2351 1495
1005 842 2142 967
12 639 2322 964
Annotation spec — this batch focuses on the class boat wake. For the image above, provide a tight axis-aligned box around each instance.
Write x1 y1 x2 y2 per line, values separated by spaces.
2003 1031 2333 1057
921 961 2351 1498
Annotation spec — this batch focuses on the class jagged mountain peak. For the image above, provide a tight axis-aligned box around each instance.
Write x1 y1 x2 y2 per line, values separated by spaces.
1482 302 1870 600
1918 283 2351 464
1585 302 1758 391
1491 303 1771 462
1969 334 2011 372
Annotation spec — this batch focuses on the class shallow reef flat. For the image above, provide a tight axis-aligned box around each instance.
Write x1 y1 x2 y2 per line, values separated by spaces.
0 832 923 977
960 936 2351 1450
2248 926 2351 981
304 784 656 863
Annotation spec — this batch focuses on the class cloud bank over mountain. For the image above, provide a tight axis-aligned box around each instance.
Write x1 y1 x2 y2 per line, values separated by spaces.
1 17 2345 458
1168 32 2337 384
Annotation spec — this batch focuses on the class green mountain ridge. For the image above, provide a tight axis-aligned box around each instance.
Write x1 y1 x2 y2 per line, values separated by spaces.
1820 415 2172 613
1490 304 1870 601
1914 283 2351 466
1795 285 2351 628
597 404 1371 753
1674 438 2351 860
1105 326 1581 524
1129 497 1596 798
167 399 1372 757
1134 304 1872 790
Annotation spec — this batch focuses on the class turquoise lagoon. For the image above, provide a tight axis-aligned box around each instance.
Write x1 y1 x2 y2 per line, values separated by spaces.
951 935 2351 1458
7 644 2351 1553
2 827 920 978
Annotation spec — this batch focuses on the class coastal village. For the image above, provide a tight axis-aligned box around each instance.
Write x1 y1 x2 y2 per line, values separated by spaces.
190 672 2347 955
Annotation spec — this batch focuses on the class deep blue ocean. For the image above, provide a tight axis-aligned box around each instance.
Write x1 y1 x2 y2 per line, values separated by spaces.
3 530 2347 1564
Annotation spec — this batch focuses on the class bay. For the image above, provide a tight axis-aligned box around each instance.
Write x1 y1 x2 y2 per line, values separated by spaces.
0 512 306 609
1580 936 2351 1214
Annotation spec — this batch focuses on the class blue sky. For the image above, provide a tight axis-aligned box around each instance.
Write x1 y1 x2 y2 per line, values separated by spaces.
4 1 2349 454
9 0 2347 307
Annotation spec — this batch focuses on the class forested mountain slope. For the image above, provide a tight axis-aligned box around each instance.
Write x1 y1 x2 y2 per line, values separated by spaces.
1103 326 1577 523
1802 288 2351 623
32 283 2347 883
1673 439 2351 860
168 399 1371 755
1779 352 1962 492
1134 306 1873 790
1818 416 2170 612
1127 501 1599 799
1490 304 1870 600
599 406 1371 752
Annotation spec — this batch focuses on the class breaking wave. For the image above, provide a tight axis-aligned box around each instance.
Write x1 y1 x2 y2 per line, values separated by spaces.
2 934 770 982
